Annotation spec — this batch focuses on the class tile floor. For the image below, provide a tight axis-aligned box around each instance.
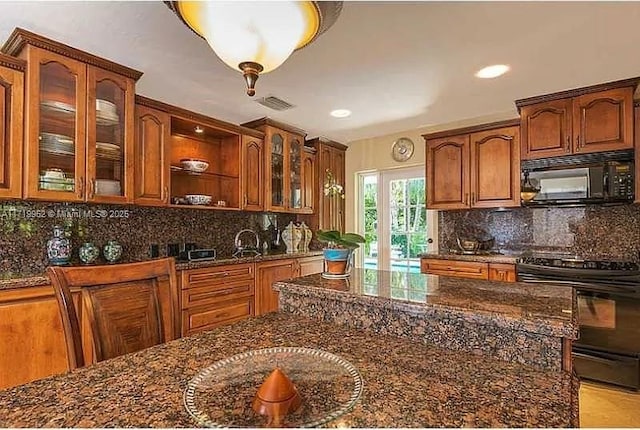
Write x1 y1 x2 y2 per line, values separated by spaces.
580 382 640 427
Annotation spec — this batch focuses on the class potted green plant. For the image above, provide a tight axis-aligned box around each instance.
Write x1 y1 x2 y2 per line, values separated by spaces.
316 230 366 276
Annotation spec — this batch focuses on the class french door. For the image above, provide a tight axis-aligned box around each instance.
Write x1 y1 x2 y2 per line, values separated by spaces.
358 166 437 272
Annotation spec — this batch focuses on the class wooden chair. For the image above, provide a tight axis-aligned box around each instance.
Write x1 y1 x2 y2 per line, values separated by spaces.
48 258 179 370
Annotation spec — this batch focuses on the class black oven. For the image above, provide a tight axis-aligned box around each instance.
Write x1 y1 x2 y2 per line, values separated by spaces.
518 256 640 390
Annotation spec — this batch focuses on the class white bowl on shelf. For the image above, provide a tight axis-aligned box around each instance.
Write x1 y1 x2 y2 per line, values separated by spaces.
180 159 209 173
185 194 212 206
96 99 117 115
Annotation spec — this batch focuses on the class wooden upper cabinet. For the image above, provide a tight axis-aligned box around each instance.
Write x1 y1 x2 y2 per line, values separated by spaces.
635 103 640 204
134 104 170 206
22 47 87 202
5 29 143 203
301 147 315 214
426 135 469 209
469 126 520 208
572 87 634 154
86 66 135 204
517 79 639 160
241 134 264 211
241 118 309 213
0 55 24 199
520 99 572 160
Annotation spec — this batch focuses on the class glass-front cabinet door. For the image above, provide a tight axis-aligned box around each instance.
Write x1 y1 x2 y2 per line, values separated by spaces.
25 49 86 201
0 59 24 199
289 134 303 211
268 131 286 211
86 66 134 203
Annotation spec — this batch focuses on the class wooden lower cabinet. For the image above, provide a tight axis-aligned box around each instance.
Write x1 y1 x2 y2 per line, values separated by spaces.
0 286 68 389
255 259 296 316
180 263 255 336
420 258 516 282
297 256 324 277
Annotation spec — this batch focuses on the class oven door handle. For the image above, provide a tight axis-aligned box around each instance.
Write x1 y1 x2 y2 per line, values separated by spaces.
518 277 638 294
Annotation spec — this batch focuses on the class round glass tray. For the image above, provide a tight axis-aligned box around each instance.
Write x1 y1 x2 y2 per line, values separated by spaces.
183 347 363 428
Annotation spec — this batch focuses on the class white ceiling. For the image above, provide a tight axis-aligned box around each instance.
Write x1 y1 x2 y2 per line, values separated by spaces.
1 1 640 143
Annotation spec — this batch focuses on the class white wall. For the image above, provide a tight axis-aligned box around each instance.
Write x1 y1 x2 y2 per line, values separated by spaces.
344 111 516 233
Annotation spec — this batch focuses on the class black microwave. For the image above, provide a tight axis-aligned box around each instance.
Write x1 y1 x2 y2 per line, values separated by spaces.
521 151 635 206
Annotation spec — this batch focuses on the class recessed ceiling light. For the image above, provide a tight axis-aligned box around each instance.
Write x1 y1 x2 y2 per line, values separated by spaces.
475 64 510 79
330 109 351 118
194 125 204 134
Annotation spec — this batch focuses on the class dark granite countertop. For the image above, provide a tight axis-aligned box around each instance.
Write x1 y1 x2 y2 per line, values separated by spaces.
274 269 578 339
418 251 519 264
0 313 578 428
0 251 323 291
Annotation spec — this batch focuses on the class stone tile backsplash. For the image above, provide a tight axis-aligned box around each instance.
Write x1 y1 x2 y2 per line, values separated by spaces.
0 201 297 275
439 204 640 261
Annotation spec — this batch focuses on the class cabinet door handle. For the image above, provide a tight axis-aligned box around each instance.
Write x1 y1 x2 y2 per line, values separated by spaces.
163 186 169 203
471 192 475 206
464 193 469 205
244 194 248 206
77 177 84 199
565 136 570 151
576 135 581 151
88 178 96 199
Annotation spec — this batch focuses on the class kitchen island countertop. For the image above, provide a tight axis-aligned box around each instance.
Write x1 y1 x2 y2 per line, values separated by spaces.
0 312 578 428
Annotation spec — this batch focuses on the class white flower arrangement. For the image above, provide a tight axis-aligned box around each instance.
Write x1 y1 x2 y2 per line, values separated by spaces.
323 169 344 199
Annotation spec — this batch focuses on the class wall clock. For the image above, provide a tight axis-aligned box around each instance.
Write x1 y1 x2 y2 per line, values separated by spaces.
391 137 414 162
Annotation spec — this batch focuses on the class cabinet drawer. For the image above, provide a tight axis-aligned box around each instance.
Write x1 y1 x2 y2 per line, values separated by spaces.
181 279 255 309
488 263 517 282
182 297 254 336
181 263 254 289
420 259 489 280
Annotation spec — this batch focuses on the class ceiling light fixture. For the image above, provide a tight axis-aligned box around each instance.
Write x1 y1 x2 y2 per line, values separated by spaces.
166 1 343 97
194 125 204 134
330 109 351 118
475 64 510 79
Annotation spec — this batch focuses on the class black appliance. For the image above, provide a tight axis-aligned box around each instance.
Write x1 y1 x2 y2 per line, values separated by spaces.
521 150 634 206
517 255 640 390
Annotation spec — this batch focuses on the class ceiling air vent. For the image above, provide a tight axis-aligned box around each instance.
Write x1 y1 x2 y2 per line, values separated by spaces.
255 96 295 111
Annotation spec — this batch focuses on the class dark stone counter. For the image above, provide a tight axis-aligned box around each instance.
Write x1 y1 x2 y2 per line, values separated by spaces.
0 313 579 428
0 251 323 290
274 269 577 370
418 251 519 264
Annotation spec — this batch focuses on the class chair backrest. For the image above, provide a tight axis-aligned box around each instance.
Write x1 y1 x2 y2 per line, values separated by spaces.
48 258 179 370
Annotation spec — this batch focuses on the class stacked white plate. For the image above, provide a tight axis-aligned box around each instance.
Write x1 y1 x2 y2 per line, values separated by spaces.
40 132 74 156
96 99 119 125
41 100 75 117
96 142 121 161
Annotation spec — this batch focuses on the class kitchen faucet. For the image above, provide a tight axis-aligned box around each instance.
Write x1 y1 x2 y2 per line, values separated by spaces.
233 229 261 258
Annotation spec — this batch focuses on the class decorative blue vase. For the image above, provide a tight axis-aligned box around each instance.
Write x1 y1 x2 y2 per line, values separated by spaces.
47 225 71 266
79 242 99 265
103 240 122 263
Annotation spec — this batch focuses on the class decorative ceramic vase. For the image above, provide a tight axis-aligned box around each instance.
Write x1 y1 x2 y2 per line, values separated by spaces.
292 224 302 253
323 248 353 276
299 222 312 252
282 222 296 254
46 225 71 266
79 242 99 265
103 240 122 263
